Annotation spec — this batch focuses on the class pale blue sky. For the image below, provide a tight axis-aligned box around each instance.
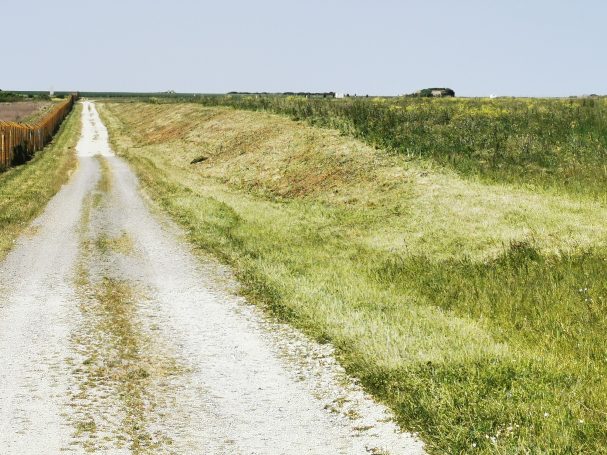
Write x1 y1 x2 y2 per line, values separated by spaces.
3 0 605 96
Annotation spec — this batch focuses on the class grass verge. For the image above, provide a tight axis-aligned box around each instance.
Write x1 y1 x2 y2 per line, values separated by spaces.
0 104 81 259
99 101 607 454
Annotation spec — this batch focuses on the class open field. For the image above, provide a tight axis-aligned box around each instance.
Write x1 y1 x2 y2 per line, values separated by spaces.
98 99 607 454
0 101 56 123
0 104 79 259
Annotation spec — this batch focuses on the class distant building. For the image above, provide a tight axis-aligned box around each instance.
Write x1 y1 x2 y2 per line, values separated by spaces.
335 92 345 99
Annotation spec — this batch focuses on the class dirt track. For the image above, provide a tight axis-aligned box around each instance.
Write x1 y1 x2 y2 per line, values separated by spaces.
0 101 425 454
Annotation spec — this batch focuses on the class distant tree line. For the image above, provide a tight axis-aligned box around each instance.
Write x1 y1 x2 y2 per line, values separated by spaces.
0 90 51 102
0 90 24 102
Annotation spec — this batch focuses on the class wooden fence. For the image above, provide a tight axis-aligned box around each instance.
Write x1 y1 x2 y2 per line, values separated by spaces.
0 95 76 169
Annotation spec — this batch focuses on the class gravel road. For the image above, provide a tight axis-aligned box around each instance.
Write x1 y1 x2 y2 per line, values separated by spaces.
0 101 425 454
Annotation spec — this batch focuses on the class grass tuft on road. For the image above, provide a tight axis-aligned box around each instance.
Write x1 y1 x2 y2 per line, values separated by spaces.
71 159 177 453
0 104 81 259
99 101 607 454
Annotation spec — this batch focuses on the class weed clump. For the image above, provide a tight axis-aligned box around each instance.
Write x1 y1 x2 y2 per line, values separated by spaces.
190 155 208 164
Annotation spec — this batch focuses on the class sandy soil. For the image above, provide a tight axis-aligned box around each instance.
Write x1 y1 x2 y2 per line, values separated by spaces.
0 101 425 454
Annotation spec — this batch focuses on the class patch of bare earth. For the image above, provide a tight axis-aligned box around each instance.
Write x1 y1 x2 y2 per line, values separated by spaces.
0 101 54 123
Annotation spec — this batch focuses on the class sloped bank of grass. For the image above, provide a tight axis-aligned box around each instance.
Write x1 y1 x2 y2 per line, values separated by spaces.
99 102 607 454
194 95 607 200
0 104 81 259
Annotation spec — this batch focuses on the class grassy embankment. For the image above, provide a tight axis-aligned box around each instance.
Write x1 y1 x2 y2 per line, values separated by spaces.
99 100 607 454
0 104 80 259
195 95 607 200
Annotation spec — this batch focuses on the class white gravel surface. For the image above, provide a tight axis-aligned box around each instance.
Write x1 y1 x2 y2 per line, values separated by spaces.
0 101 425 454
